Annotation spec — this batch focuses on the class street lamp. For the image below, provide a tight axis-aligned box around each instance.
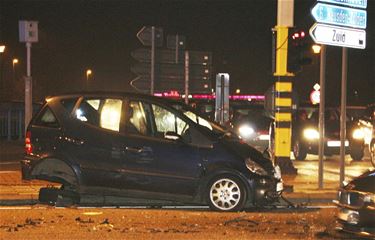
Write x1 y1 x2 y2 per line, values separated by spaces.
0 45 5 91
86 69 92 90
0 45 5 53
12 58 19 81
312 44 321 54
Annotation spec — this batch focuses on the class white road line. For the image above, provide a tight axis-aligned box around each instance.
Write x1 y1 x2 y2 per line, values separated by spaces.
0 171 19 174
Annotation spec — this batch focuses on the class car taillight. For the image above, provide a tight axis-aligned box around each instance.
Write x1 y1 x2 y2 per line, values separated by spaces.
25 131 33 155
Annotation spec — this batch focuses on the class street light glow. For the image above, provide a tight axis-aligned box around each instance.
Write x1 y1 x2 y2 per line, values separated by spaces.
13 58 19 65
86 69 92 76
0 45 5 53
312 44 321 54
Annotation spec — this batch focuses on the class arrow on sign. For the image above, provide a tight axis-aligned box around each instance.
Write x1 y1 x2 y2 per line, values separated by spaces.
131 76 210 93
136 26 163 47
311 3 367 29
309 23 366 49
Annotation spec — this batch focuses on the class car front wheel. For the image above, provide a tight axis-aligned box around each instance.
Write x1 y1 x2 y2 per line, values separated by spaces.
207 175 246 212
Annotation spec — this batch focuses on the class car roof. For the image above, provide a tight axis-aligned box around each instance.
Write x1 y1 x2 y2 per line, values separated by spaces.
46 91 174 105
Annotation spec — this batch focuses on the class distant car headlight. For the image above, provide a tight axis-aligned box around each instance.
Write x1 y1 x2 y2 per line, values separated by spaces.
352 128 365 140
303 128 319 140
238 125 255 139
245 158 268 176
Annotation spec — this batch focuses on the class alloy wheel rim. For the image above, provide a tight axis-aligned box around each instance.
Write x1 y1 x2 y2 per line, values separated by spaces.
209 178 241 211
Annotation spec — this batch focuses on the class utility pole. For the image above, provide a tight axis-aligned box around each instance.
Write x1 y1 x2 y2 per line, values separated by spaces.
273 0 297 174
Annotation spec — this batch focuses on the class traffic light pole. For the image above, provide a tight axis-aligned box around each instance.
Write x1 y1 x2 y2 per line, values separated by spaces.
274 0 297 174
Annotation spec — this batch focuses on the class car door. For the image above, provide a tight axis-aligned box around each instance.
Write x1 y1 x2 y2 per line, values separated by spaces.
64 97 126 189
119 99 206 196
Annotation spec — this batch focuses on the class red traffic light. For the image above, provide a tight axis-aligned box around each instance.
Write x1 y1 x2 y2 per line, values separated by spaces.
291 30 305 40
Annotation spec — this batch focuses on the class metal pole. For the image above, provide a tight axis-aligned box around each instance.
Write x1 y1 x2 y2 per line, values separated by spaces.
184 51 189 105
7 110 11 141
150 26 155 95
318 45 326 189
25 42 33 134
339 47 348 187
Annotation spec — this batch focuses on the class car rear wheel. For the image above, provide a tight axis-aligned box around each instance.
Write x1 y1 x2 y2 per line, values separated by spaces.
350 145 364 161
293 140 307 160
207 175 246 212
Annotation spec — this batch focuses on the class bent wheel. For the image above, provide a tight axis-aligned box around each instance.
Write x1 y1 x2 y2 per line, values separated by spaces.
207 176 246 212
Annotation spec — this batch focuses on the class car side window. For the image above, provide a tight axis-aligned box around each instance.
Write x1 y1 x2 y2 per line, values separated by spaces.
152 104 191 142
125 101 151 136
34 106 60 128
75 98 122 132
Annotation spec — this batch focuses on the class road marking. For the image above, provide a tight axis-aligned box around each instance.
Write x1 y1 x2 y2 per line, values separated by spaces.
0 162 20 165
0 171 19 174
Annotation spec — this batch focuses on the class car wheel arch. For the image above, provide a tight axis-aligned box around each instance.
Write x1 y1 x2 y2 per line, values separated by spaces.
31 157 81 187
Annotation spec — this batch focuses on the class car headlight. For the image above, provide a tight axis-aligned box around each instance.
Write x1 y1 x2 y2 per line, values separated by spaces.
352 128 365 140
245 158 268 176
303 128 319 140
238 125 255 139
364 194 375 204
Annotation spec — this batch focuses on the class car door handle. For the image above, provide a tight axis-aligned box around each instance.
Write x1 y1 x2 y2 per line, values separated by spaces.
125 146 152 153
125 146 143 153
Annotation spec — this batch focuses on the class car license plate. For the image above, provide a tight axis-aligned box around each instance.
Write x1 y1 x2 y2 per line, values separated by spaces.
327 140 349 147
276 182 283 192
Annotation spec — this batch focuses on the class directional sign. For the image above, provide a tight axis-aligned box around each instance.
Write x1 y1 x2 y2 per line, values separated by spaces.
132 76 210 93
131 48 212 65
131 63 210 78
310 23 366 49
136 26 163 47
318 0 367 9
311 3 367 29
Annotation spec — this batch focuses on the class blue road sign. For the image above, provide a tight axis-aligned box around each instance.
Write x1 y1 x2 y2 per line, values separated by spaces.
318 0 367 9
311 3 367 29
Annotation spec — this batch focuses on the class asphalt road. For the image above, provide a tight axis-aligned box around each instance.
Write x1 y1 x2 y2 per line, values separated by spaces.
0 206 360 240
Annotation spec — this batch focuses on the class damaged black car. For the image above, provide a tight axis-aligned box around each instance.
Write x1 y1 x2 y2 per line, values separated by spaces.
334 170 375 238
21 92 283 211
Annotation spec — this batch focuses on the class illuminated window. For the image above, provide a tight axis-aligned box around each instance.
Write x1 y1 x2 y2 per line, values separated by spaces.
100 99 122 131
75 98 122 132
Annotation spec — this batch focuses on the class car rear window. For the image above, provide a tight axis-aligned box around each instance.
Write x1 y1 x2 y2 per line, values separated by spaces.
34 106 60 128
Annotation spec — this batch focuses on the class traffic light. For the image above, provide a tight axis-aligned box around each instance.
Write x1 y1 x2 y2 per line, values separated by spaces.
288 29 312 73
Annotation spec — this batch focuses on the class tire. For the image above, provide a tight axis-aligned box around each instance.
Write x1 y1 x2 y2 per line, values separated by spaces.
369 140 375 167
350 145 364 161
293 140 307 160
207 175 247 212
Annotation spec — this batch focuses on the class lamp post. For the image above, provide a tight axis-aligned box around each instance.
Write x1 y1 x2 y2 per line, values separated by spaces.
12 58 19 81
0 45 5 91
86 69 92 90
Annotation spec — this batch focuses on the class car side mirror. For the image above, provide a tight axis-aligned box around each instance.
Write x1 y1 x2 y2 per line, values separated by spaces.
164 131 182 141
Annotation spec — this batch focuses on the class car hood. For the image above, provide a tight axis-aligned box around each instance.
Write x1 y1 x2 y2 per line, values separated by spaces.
344 170 375 193
220 138 274 174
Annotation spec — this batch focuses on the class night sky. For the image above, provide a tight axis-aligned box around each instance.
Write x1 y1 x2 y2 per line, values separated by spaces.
1 0 374 105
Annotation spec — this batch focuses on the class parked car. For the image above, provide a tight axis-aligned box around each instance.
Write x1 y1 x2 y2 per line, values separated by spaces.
292 108 365 161
334 170 375 238
21 92 283 211
230 103 272 152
